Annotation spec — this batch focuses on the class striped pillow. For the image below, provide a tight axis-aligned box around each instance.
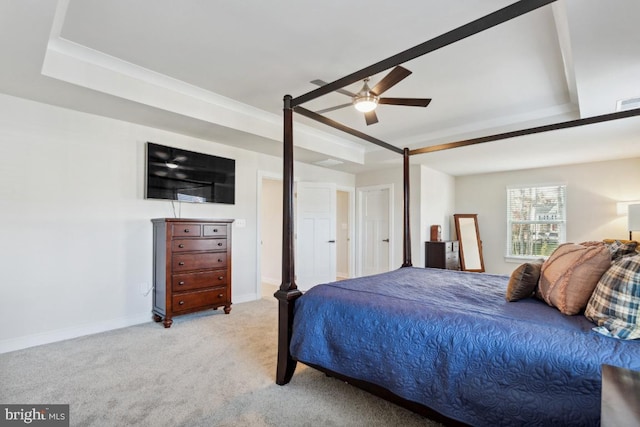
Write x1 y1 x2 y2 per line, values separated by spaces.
584 254 640 339
538 243 611 315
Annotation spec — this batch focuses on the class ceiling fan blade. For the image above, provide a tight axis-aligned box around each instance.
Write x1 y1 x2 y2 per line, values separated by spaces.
371 66 412 96
310 79 356 97
378 97 432 107
314 103 352 114
364 110 379 126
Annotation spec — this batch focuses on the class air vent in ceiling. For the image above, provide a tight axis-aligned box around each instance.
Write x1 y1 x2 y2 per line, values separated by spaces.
616 97 640 112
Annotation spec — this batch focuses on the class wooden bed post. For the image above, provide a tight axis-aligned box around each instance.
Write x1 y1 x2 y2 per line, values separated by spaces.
275 95 302 385
402 147 412 267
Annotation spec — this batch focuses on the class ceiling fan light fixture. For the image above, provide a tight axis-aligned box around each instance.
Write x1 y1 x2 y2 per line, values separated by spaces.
353 78 379 112
165 161 179 169
353 95 379 112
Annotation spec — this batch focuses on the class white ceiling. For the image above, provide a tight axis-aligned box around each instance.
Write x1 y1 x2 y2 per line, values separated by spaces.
1 0 639 175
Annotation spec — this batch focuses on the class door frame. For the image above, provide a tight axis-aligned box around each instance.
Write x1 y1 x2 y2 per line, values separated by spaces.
257 171 355 299
356 184 394 277
336 185 356 279
256 170 283 299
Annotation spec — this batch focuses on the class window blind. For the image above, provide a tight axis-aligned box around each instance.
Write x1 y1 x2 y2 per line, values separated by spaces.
506 184 566 258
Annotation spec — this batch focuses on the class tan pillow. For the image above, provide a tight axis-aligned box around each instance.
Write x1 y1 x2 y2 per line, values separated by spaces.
538 243 611 315
506 261 543 302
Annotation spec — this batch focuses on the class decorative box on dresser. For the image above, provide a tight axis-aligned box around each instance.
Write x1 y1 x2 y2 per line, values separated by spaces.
152 218 233 328
425 241 460 270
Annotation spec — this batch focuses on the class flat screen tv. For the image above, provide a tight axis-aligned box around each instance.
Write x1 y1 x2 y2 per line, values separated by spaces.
146 142 235 204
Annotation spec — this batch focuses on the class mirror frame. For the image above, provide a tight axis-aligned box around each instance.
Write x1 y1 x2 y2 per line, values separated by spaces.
454 214 485 272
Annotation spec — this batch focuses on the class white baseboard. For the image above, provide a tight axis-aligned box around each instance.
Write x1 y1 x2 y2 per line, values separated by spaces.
261 276 280 286
0 293 264 354
233 292 260 304
0 312 151 354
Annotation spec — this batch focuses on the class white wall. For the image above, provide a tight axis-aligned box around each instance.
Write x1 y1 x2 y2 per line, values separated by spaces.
419 165 456 267
260 178 282 285
336 190 349 277
0 93 354 352
455 157 640 275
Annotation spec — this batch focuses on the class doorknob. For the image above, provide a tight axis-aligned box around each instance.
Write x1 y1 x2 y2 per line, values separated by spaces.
328 240 336 243
382 239 389 242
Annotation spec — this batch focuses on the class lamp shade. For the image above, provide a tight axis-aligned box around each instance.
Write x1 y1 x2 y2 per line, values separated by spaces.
629 204 640 238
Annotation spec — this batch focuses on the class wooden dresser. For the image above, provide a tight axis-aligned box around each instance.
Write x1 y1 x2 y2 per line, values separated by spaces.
425 241 460 270
152 218 233 328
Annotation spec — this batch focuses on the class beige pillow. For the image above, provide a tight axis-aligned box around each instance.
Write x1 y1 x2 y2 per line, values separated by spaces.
538 243 611 315
506 261 543 302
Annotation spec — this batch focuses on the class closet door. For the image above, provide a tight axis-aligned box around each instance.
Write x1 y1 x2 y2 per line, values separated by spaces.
360 186 391 276
296 182 336 290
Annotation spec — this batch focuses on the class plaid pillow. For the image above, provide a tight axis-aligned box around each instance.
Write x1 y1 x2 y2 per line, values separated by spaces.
584 254 640 339
606 240 639 261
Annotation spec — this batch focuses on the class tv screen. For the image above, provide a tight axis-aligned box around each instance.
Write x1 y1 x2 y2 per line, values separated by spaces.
146 142 235 204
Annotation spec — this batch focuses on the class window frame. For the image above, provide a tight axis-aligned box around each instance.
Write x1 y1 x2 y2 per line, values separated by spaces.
505 184 567 262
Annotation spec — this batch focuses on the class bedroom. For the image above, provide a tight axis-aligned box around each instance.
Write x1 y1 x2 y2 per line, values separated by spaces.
1 1 639 423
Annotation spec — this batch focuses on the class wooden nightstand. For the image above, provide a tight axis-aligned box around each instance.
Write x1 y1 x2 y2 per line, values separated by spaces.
601 364 640 427
425 241 460 270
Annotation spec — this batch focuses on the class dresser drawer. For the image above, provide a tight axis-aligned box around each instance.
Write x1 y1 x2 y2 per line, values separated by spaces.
203 224 227 237
172 223 202 237
172 238 227 252
173 252 227 271
445 241 460 252
445 257 460 270
173 270 229 291
172 287 228 313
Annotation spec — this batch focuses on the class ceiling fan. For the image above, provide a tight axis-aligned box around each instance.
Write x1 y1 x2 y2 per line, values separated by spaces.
311 66 431 126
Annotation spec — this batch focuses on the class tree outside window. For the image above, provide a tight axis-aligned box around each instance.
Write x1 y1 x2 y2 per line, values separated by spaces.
506 185 566 259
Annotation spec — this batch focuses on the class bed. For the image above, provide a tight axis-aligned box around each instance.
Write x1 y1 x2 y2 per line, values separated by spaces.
290 267 640 426
274 1 640 425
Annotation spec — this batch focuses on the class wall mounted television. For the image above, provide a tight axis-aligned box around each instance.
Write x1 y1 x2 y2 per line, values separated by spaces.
146 142 235 204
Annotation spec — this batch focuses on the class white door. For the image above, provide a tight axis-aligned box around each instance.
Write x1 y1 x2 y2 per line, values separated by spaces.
361 187 391 276
296 182 337 290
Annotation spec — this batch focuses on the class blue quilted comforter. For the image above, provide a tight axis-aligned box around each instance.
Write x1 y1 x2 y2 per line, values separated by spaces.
290 267 640 426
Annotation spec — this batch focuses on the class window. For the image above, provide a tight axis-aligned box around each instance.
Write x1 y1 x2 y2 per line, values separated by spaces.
506 185 566 259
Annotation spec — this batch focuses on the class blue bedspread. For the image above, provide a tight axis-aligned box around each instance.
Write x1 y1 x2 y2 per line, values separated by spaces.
290 267 640 426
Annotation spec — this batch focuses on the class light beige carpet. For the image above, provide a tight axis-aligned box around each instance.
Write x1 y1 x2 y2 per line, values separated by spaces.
0 298 441 426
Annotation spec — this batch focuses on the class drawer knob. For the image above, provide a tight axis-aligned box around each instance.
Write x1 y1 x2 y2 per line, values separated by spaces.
178 300 185 305
184 229 190 233
178 244 184 248
218 258 223 263
213 229 218 232
218 242 223 246
178 281 185 286
218 276 224 280
218 293 224 298
178 262 185 266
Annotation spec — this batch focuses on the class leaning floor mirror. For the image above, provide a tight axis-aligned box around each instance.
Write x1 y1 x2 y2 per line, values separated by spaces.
454 214 485 272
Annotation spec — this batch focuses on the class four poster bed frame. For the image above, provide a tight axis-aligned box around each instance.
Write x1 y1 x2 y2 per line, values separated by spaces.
274 0 640 425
